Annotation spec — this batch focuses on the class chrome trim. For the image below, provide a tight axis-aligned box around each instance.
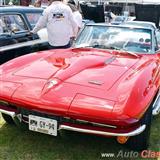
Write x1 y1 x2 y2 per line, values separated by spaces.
0 109 16 118
91 122 117 128
152 91 160 116
152 105 160 115
21 115 29 123
0 100 9 105
22 118 29 124
23 115 29 118
59 124 146 137
0 39 47 52
88 80 104 85
76 119 117 128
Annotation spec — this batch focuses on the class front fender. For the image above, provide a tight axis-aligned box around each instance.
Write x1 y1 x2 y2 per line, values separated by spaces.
113 59 159 119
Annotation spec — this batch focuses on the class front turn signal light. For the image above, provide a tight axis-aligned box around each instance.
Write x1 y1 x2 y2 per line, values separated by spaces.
117 136 129 144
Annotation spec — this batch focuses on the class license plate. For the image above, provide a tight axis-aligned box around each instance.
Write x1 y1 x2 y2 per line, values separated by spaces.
29 115 57 136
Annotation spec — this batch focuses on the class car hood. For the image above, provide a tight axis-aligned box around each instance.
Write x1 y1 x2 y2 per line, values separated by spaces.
0 48 143 119
13 48 139 91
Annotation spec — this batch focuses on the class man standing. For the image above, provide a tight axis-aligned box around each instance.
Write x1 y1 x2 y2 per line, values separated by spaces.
32 0 78 49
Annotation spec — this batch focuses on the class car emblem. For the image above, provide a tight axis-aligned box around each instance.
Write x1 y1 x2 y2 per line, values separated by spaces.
47 80 59 89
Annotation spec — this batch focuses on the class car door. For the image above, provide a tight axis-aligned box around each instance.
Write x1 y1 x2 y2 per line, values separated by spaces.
0 13 39 64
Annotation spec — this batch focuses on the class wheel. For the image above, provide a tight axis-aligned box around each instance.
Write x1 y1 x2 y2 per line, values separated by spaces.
1 113 15 125
126 105 152 151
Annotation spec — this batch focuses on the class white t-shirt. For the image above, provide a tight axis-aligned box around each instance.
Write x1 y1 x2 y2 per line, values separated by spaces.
32 1 78 46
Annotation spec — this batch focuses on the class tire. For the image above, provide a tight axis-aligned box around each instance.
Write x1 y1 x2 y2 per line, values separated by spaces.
126 105 152 151
1 113 15 125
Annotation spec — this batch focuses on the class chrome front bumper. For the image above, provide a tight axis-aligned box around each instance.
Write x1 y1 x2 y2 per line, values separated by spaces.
0 107 146 137
152 90 160 116
0 108 16 118
59 124 146 137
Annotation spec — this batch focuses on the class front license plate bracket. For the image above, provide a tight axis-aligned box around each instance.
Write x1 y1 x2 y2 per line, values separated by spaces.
29 115 58 136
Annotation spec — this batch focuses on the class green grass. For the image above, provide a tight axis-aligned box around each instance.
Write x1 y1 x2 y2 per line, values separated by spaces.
0 114 159 160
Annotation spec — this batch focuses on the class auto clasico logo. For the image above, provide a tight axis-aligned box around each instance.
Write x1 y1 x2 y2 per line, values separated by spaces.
101 150 160 158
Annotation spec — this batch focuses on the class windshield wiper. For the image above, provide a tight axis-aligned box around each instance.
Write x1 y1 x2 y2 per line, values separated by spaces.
74 44 106 49
121 48 140 58
106 46 139 58
106 46 121 50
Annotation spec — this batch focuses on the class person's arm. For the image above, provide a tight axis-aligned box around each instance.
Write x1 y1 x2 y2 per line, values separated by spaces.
67 7 78 38
75 12 82 33
32 9 48 33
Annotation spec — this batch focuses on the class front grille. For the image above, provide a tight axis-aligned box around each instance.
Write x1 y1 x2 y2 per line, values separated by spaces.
20 108 62 122
19 108 60 121
19 108 117 130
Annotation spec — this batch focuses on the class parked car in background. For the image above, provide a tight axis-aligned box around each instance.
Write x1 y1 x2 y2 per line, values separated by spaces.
0 6 48 64
0 22 160 151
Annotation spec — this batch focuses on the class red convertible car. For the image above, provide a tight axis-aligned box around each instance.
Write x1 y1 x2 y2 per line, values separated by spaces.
0 23 160 151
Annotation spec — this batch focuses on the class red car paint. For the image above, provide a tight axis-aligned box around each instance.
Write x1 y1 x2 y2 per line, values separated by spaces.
0 47 159 130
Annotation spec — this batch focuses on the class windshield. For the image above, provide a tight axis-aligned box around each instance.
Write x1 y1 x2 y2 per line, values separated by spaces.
25 13 42 29
75 25 152 54
0 14 28 34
